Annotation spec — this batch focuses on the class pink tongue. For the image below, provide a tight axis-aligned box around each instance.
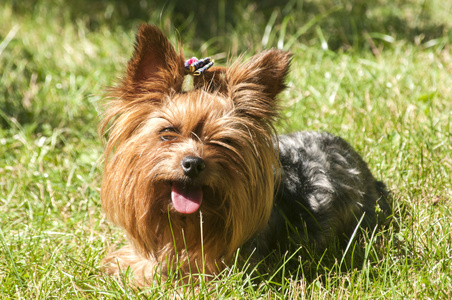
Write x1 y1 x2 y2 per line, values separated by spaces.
171 183 203 214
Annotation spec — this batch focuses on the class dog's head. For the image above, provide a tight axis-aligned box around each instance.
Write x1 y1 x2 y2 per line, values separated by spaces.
100 24 291 262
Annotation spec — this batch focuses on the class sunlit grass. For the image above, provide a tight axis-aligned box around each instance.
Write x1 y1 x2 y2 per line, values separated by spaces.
1 0 451 298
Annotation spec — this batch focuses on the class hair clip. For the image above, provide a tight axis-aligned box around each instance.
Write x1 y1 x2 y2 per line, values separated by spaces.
184 57 214 76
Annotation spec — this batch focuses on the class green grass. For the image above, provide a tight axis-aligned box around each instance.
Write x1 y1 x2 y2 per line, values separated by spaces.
1 0 451 298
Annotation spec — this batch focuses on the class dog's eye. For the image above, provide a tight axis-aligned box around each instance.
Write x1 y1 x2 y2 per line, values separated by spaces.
159 127 179 141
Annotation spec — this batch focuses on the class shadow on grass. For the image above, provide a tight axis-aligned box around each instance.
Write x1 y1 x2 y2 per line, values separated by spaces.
10 0 449 50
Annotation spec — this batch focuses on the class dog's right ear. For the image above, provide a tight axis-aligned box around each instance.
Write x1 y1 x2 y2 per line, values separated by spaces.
119 25 185 98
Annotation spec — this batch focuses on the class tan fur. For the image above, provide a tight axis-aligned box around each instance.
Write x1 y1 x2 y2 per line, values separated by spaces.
100 24 291 286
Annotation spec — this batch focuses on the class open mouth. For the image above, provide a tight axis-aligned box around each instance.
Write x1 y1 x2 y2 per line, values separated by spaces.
171 182 203 214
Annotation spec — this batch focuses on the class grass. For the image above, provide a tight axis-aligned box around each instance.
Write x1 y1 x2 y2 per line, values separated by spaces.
1 0 451 298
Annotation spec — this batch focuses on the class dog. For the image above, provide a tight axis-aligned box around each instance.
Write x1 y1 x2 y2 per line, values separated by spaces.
100 24 391 286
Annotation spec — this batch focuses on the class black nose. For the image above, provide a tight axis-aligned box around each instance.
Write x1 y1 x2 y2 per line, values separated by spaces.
181 156 205 177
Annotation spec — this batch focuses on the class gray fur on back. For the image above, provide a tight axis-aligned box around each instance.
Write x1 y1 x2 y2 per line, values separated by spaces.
245 131 391 257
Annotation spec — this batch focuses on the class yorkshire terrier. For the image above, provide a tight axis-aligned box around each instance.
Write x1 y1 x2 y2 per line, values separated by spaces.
100 24 391 286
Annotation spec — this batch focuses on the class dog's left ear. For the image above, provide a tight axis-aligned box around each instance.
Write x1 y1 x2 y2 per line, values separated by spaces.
227 50 291 119
193 50 291 101
239 49 291 99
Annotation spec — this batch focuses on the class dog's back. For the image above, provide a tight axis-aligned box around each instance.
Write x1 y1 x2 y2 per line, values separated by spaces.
245 131 391 257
